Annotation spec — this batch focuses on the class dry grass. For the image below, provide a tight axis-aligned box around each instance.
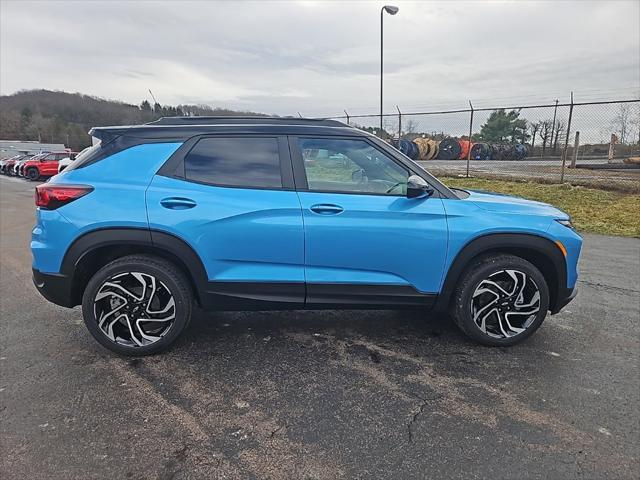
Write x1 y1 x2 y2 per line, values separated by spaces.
441 176 640 237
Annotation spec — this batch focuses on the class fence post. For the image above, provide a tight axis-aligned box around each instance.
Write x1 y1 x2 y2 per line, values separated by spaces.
608 134 617 163
560 92 573 183
344 110 350 125
466 100 474 178
570 131 580 168
396 105 402 141
550 99 559 155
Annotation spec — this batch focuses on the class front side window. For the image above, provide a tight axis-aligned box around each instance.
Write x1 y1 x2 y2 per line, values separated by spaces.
184 137 282 189
299 138 408 195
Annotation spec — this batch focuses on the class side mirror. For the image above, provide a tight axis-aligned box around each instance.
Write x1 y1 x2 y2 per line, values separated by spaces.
407 175 434 199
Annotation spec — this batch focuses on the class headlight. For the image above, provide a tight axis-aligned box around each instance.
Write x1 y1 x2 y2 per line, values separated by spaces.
556 218 574 229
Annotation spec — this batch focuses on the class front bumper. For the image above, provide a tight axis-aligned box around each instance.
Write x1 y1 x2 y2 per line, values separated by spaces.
32 268 75 308
550 284 578 314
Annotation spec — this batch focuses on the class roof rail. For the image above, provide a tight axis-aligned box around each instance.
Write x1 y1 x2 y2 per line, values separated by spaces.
146 116 348 127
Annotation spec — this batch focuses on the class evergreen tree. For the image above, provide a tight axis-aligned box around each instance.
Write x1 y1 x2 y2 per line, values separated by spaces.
478 109 529 143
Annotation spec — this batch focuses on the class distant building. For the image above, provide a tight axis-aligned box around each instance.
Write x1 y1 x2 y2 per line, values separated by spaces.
0 140 67 159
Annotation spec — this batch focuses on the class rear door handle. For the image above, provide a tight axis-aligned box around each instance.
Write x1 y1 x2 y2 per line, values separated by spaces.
160 197 197 210
310 204 344 215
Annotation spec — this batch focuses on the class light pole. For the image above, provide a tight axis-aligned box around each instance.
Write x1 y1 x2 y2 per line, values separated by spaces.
380 5 399 135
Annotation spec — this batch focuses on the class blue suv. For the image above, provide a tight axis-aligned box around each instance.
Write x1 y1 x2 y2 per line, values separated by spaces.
31 117 581 355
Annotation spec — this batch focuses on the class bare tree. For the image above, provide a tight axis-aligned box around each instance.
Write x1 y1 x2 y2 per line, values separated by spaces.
404 119 418 136
553 119 566 153
612 104 631 144
537 120 552 157
383 118 399 140
530 121 541 149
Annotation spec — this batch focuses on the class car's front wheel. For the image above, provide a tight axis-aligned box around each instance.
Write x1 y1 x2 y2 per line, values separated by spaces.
451 254 550 346
81 255 193 355
26 167 40 181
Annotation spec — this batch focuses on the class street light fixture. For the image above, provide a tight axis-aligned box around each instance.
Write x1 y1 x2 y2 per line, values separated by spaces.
380 5 399 134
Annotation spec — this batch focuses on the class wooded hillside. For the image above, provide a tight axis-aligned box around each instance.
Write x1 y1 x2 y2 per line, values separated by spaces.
0 90 265 150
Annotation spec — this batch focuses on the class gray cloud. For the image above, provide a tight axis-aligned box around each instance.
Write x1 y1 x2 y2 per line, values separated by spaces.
1 0 638 117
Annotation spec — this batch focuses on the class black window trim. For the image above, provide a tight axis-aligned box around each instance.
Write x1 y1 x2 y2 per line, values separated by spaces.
157 134 296 191
288 134 447 199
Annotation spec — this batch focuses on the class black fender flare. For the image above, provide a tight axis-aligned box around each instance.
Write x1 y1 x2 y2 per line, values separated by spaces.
434 233 567 312
61 227 209 296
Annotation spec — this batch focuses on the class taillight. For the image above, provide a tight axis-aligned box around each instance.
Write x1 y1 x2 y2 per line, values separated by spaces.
35 184 93 210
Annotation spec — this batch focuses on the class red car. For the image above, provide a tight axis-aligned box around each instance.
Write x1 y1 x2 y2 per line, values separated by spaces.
21 151 75 181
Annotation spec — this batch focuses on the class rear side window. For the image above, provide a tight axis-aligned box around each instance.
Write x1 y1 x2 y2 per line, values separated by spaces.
184 137 282 189
62 143 102 172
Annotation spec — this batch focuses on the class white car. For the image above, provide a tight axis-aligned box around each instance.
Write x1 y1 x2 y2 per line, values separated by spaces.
57 156 73 173
57 146 91 173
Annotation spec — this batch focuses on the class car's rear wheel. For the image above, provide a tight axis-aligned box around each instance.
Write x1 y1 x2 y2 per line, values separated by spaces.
81 255 193 355
26 167 39 181
451 254 550 346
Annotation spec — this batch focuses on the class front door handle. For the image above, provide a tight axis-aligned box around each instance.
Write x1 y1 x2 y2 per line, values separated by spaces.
160 197 197 210
310 204 344 215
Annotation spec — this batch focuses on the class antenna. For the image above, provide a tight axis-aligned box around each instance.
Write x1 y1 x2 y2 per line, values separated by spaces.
148 89 159 105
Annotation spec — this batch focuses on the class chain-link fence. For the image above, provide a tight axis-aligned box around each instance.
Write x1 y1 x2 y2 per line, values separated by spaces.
327 99 640 192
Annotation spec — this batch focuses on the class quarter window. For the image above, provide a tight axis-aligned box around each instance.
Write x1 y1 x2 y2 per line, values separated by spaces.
184 137 282 188
299 138 409 195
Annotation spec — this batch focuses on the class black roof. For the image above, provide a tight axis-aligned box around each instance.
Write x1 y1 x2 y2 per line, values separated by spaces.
147 116 347 127
89 116 358 142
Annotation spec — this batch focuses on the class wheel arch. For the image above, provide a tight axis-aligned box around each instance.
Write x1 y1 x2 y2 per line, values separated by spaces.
61 228 208 307
436 233 567 313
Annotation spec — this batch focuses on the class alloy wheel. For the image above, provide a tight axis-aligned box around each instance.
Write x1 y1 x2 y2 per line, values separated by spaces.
471 269 541 339
93 272 176 347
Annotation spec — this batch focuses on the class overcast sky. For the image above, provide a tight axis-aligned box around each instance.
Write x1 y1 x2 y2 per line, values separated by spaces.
1 0 639 117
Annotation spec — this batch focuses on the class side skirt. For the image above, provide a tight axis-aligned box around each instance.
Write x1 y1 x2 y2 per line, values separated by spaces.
200 282 437 311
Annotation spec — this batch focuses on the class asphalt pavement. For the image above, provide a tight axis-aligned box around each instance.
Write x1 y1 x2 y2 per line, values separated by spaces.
0 175 638 479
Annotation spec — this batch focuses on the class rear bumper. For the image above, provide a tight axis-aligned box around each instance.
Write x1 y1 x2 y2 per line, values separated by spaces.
550 285 578 314
32 268 75 308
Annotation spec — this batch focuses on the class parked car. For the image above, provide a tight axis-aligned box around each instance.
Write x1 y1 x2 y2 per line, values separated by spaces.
0 154 21 174
32 116 582 355
2 154 27 175
58 147 90 173
4 154 35 175
21 151 75 181
14 153 46 177
57 156 73 173
13 155 37 176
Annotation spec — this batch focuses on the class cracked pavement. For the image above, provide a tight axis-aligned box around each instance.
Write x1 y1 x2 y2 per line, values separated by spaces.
1 176 639 479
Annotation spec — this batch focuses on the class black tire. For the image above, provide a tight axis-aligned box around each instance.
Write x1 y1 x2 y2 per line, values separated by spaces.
81 255 193 355
26 167 39 181
450 254 550 346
